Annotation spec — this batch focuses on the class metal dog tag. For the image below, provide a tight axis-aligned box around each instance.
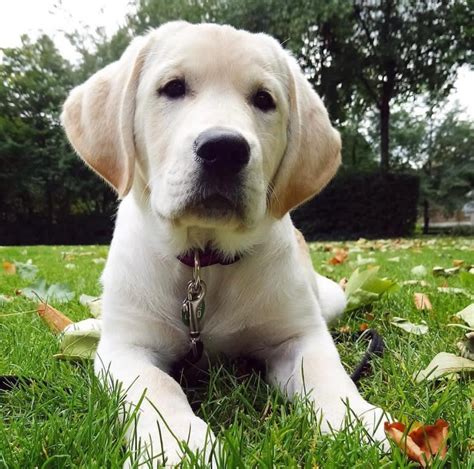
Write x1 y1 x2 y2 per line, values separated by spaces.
181 251 207 363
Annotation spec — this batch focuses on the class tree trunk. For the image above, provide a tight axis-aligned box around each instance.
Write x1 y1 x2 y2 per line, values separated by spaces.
46 183 54 243
423 199 430 234
380 97 390 173
379 0 395 173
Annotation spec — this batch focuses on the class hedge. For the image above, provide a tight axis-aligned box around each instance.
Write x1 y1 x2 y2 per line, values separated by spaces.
291 171 420 240
1 171 419 244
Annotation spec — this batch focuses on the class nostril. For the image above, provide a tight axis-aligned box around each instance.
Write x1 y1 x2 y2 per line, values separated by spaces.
195 128 250 173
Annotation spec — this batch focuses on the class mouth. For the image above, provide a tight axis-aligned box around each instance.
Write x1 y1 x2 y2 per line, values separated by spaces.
187 193 241 219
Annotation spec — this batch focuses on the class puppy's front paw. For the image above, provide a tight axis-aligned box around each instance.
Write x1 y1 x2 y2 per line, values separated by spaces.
126 415 217 467
318 399 390 450
350 403 391 449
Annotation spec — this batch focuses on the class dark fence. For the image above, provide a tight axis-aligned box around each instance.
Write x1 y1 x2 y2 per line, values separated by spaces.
292 171 420 240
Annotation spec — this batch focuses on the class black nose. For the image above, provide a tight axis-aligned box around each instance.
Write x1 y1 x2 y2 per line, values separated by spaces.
194 128 250 174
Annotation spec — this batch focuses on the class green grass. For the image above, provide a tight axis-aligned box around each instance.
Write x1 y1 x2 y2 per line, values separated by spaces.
1 239 473 468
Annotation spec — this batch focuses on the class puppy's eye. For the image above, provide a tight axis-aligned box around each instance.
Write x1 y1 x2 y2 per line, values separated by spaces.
159 79 186 99
252 90 276 112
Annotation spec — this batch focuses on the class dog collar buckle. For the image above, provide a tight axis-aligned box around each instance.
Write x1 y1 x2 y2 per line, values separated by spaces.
181 251 206 363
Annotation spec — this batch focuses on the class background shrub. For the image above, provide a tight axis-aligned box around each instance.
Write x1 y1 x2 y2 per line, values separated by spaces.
292 170 420 240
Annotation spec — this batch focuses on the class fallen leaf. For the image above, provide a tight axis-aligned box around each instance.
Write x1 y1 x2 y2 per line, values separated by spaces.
411 265 428 278
415 352 474 382
457 332 474 360
3 261 16 275
391 317 429 335
0 294 13 304
437 287 474 300
355 254 376 266
61 251 94 259
344 266 398 312
339 325 351 333
55 318 101 360
433 266 460 277
37 303 73 333
385 419 449 467
328 249 349 265
455 303 474 328
79 294 102 318
92 258 106 264
15 261 38 281
338 278 348 291
414 293 432 310
401 280 430 287
453 259 464 267
359 323 369 331
22 279 74 304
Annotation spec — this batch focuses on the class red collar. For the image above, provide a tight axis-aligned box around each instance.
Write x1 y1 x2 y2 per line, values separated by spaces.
177 247 241 267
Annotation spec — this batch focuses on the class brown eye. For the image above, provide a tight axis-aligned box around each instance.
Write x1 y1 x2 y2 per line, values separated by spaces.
252 90 275 112
159 79 186 99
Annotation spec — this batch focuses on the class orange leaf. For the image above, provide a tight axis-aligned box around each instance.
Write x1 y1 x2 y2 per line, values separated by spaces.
385 420 449 467
3 261 16 275
37 303 73 333
414 293 432 310
359 322 369 331
328 249 348 265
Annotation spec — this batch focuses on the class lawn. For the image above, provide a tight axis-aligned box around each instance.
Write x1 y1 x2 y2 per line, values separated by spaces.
1 238 473 468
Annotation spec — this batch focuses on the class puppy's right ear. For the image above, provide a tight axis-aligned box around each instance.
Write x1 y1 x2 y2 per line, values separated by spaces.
61 36 151 198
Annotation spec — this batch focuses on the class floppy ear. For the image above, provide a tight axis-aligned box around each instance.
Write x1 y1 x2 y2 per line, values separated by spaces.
61 36 151 198
269 56 341 218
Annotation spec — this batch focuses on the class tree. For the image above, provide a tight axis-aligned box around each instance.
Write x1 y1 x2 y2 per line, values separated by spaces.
0 35 116 242
347 0 471 172
0 36 73 227
421 108 474 232
66 0 472 173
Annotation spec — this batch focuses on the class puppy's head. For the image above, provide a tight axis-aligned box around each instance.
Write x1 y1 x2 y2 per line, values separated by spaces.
62 22 340 234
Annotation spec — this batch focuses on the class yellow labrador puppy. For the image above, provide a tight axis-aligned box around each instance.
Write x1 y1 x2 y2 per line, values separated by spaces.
62 21 388 466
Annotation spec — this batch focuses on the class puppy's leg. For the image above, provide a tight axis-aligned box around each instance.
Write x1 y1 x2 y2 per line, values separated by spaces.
266 326 388 444
313 273 347 323
95 341 215 467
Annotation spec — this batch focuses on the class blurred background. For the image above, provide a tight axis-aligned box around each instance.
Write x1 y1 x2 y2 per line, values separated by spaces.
0 0 472 244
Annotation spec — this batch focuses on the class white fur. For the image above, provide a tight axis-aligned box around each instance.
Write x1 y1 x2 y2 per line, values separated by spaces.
62 22 389 467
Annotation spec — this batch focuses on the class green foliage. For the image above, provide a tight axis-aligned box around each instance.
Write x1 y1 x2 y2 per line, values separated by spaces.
0 35 117 244
292 171 420 240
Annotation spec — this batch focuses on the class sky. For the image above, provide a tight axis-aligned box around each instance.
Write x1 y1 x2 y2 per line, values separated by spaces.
1 0 473 119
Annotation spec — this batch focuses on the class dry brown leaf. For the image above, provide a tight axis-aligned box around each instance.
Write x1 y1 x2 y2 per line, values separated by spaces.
359 323 369 331
3 261 16 275
453 259 464 267
414 293 433 310
37 303 73 333
328 249 349 265
385 420 449 467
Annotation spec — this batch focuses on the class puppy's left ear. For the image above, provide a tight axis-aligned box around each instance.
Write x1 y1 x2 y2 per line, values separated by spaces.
269 56 341 218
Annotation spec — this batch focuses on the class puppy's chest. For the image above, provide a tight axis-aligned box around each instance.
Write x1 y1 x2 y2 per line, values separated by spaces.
182 284 303 357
